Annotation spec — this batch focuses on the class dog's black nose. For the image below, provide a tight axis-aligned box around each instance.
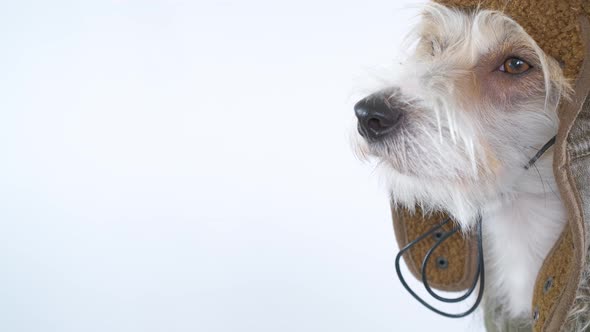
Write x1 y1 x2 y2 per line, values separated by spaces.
354 95 402 140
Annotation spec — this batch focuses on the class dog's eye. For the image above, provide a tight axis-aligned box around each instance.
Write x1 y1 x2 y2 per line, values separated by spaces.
499 57 531 74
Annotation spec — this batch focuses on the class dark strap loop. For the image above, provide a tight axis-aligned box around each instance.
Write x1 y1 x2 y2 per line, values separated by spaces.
421 226 479 303
394 216 484 318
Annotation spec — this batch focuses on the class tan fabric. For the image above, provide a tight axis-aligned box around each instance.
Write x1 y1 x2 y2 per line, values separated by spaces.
392 206 478 292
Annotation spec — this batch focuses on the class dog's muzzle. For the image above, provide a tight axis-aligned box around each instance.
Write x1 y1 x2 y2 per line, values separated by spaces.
354 92 402 140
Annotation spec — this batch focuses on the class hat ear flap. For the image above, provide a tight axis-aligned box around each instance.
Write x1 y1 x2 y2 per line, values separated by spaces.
391 205 479 292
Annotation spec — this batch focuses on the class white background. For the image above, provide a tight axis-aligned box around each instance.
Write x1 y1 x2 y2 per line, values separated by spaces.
1 1 485 331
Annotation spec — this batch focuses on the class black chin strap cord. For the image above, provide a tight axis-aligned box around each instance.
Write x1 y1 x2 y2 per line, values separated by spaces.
525 136 557 170
393 135 556 318
395 217 484 318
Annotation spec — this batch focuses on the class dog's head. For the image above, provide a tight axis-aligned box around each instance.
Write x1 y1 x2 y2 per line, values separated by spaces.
353 4 570 227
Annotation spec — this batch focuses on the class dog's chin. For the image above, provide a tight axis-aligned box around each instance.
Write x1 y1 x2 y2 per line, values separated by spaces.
352 128 487 188
377 151 479 183
379 156 426 178
352 134 420 176
373 152 491 229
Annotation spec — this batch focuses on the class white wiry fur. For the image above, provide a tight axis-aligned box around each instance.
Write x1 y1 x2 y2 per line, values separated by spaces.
352 3 576 328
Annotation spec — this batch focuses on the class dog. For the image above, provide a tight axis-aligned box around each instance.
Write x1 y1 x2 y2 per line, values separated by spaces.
352 3 573 326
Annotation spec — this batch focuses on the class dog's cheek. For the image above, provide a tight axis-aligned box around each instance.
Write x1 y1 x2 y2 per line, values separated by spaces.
481 70 546 110
454 73 484 112
480 139 503 176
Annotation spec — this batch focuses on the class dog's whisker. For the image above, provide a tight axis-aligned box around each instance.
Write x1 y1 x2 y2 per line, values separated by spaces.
433 101 444 143
444 104 457 144
464 137 478 178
